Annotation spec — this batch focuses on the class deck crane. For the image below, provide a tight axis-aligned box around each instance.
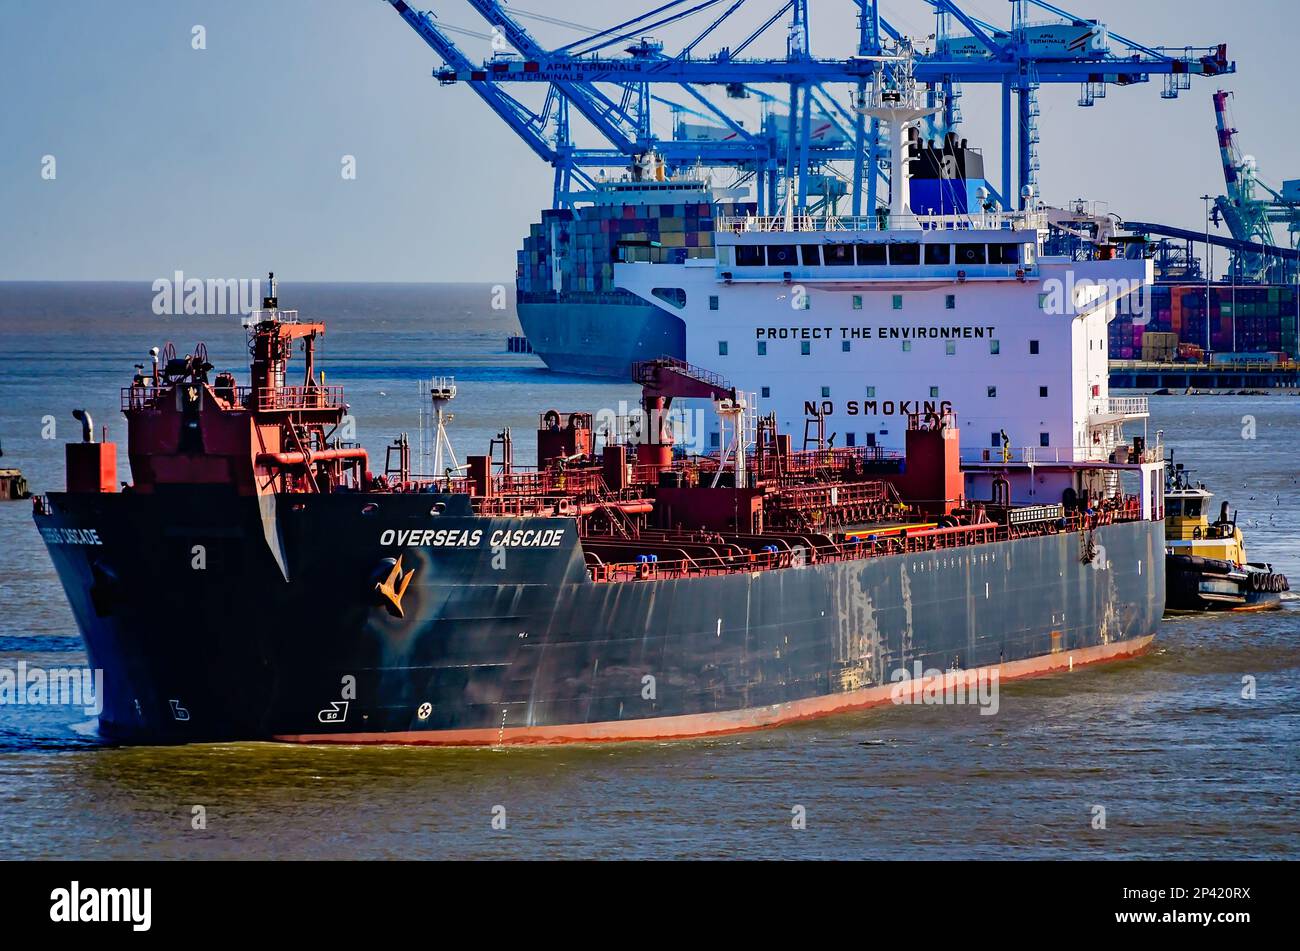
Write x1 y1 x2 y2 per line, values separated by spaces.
382 1 1233 214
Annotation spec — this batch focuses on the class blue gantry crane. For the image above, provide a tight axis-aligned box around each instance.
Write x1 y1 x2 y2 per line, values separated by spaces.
382 0 1233 214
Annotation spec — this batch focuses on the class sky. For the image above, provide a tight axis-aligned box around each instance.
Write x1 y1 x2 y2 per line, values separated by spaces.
0 0 1295 282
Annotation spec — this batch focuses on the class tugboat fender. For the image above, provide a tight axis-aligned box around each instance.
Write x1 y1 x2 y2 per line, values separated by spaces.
1168 553 1235 575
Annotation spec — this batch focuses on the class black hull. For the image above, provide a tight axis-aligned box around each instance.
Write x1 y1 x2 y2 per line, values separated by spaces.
37 490 1166 744
1165 553 1288 613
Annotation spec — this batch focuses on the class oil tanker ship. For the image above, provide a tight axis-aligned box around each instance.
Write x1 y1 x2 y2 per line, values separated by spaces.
35 52 1172 744
34 267 1166 745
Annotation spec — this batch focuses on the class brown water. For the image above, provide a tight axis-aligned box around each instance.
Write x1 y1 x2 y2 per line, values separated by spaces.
1 283 1296 859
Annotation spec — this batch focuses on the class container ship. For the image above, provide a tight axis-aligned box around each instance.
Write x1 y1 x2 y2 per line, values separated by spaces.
516 171 751 379
34 263 1166 744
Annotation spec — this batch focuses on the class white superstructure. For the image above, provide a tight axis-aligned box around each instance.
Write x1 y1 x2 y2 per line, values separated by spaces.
611 49 1161 511
616 209 1156 504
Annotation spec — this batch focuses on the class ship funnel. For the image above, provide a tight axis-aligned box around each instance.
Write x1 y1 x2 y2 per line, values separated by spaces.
71 409 94 444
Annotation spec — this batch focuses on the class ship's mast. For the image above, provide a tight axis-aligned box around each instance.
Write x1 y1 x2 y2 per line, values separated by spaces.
855 46 941 220
712 392 753 489
429 377 460 479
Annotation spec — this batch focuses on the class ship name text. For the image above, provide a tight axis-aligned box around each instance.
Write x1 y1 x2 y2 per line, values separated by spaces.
379 528 567 549
38 527 102 545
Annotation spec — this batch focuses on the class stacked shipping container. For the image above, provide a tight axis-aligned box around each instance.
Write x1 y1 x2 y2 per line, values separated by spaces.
1108 284 1299 361
517 198 753 305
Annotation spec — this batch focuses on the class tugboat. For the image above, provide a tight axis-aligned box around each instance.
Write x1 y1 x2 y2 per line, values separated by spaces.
1164 458 1289 613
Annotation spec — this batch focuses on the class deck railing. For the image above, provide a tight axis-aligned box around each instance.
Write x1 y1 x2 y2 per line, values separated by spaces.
122 384 344 412
255 385 344 411
586 496 1143 582
716 210 1046 235
962 434 1162 467
1088 396 1149 418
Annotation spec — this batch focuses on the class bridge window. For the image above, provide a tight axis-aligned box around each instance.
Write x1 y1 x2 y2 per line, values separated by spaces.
757 341 767 356
991 432 1002 448
865 386 876 397
987 386 997 398
842 340 851 352
821 386 831 398
735 245 764 266
1040 432 1051 447
925 244 951 265
852 295 863 310
718 341 728 356
929 386 939 398
823 243 855 265
902 341 912 352
845 432 856 447
892 294 903 310
945 341 957 356
799 245 822 266
709 294 719 311
955 244 986 266
889 243 921 265
1039 386 1048 397
651 287 686 309
767 245 799 267
945 294 956 310
857 244 887 266
801 341 811 356
761 386 771 398
1029 339 1040 354
989 243 1021 265
990 339 1000 354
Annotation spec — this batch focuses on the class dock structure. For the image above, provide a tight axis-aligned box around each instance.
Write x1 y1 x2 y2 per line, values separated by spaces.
1109 360 1300 389
0 468 30 500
